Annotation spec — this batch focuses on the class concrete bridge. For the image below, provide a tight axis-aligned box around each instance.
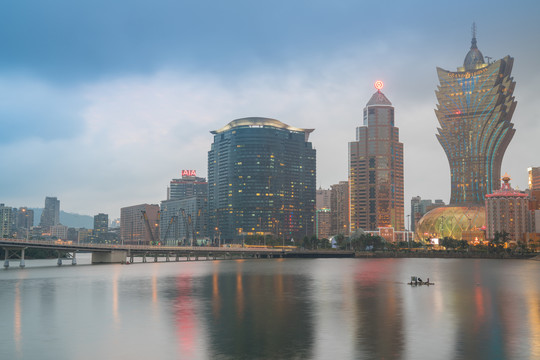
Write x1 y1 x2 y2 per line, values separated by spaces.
0 238 354 268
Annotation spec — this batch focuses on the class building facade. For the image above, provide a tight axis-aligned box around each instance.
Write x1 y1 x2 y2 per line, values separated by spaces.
160 197 208 245
349 84 404 233
120 204 159 245
410 197 445 232
435 29 516 205
208 117 316 241
93 213 109 237
17 207 34 230
168 171 208 200
330 181 349 236
485 174 531 242
39 196 60 229
0 204 12 237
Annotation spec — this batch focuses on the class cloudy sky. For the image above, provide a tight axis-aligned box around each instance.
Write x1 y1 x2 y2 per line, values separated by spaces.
1 0 540 220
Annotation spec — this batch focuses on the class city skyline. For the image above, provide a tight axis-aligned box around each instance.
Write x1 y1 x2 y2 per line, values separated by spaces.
1 1 539 219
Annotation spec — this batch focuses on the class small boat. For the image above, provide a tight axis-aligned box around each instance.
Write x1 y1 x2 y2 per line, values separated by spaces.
407 276 434 286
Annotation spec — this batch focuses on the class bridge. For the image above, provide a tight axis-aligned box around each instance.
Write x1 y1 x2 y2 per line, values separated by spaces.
0 238 355 268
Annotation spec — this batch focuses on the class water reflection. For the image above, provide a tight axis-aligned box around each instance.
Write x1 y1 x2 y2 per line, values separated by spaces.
353 259 404 359
1 258 539 359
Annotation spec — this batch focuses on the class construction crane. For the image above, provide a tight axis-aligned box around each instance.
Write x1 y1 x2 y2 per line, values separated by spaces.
162 216 176 246
141 210 158 245
180 209 190 246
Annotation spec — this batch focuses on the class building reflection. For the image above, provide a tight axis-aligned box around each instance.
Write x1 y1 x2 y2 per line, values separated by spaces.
203 261 314 359
353 259 404 359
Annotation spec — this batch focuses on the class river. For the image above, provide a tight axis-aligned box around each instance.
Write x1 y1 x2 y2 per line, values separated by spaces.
1 255 539 359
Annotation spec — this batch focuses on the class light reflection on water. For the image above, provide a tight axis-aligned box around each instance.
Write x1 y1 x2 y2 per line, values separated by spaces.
0 256 539 359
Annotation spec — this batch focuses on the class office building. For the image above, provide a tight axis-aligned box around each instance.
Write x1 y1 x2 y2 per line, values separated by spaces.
330 181 349 236
349 82 404 233
94 213 109 238
168 171 208 200
0 204 12 237
17 207 34 230
120 204 159 245
208 117 316 241
316 209 332 240
410 197 445 232
40 196 60 229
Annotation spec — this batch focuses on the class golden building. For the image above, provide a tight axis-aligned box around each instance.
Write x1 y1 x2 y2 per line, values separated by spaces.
435 26 516 205
349 82 404 232
330 181 349 236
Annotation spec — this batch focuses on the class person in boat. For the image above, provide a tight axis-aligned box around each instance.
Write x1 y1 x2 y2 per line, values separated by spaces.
418 277 423 283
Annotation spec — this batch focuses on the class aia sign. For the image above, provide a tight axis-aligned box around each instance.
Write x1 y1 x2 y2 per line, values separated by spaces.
182 170 197 177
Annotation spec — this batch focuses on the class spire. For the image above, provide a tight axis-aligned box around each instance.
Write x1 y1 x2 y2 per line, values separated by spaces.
471 22 477 49
463 22 485 71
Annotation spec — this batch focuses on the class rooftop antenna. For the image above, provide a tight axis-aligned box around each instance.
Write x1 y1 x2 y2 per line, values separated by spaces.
470 22 478 48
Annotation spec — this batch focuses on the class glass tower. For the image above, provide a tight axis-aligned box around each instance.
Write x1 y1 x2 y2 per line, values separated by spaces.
349 85 404 232
208 117 316 242
435 28 516 205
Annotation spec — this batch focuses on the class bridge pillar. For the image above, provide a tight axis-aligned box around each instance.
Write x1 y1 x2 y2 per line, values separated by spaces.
154 255 158 262
143 254 147 263
130 254 134 263
195 255 199 261
71 251 77 266
187 254 190 261
92 251 128 264
4 249 8 269
175 254 179 261
20 248 25 268
206 253 209 260
57 251 62 266
166 253 170 262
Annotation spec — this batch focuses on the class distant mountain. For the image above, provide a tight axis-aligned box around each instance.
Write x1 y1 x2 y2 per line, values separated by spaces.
32 209 94 229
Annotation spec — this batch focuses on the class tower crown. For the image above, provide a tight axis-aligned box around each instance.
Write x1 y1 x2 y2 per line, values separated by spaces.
463 23 485 71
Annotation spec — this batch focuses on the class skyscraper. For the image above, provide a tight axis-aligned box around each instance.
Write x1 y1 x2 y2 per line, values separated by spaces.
349 82 404 233
39 197 60 229
208 117 316 241
416 26 516 241
435 25 516 204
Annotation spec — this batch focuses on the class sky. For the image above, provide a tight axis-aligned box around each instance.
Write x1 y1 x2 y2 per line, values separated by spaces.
1 0 540 220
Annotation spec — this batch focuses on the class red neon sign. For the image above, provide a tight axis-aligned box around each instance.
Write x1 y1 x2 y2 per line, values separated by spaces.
374 80 384 91
182 170 197 177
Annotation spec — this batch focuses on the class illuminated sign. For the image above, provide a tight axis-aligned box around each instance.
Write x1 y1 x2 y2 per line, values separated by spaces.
374 80 384 91
182 170 197 177
447 67 488 79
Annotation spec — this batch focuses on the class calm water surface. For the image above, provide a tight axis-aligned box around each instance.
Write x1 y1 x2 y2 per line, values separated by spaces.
1 255 539 360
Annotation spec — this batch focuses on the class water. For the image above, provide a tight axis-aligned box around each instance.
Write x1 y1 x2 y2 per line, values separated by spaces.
1 255 539 360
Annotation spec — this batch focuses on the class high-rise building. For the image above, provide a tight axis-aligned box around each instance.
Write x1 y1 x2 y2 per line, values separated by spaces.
528 167 540 191
208 117 316 241
316 188 331 210
40 196 60 229
485 174 531 242
120 204 159 245
417 26 516 241
349 82 404 233
330 181 349 236
17 207 34 230
0 204 12 237
316 209 332 240
168 171 208 200
410 197 445 232
161 172 209 245
435 26 516 205
94 213 109 235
